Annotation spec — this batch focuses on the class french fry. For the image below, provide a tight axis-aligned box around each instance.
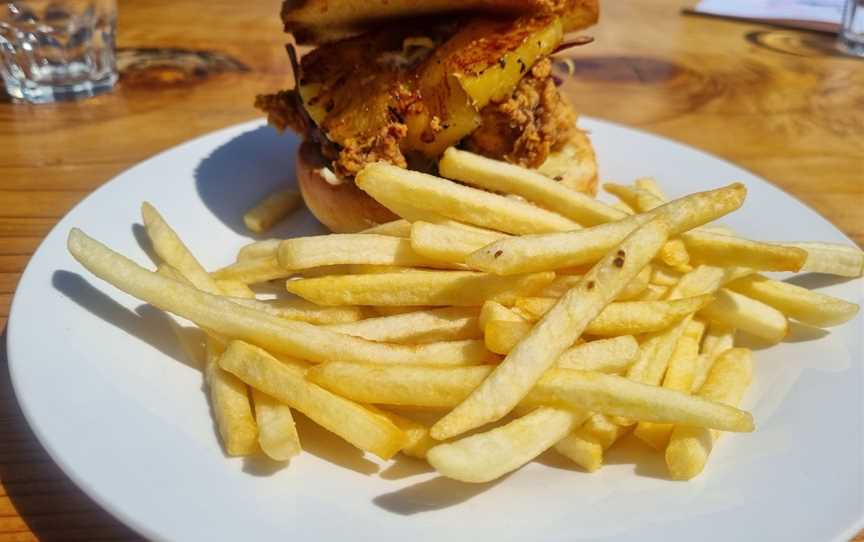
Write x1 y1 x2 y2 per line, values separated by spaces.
251 389 301 461
633 320 705 450
488 296 713 354
603 183 664 212
467 183 746 275
554 431 603 472
691 322 735 392
726 274 859 327
514 295 712 330
666 348 753 480
410 221 507 264
228 297 368 325
360 218 412 237
634 177 667 201
237 239 280 262
204 338 258 456
651 264 683 286
307 362 754 432
635 283 669 301
216 280 256 299
785 241 864 277
438 147 626 226
428 407 589 482
219 341 406 459
431 219 669 440
658 239 690 268
277 234 450 270
374 409 437 459
325 307 481 343
141 203 221 293
556 336 640 373
67 229 493 366
682 230 807 272
699 289 788 343
243 189 302 233
535 265 649 300
356 162 582 234
479 300 527 331
285 270 555 307
213 257 292 284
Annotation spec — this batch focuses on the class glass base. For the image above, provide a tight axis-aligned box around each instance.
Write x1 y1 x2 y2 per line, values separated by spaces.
837 35 864 58
4 72 118 104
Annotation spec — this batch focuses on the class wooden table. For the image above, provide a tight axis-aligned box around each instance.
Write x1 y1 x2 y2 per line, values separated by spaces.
1 0 861 539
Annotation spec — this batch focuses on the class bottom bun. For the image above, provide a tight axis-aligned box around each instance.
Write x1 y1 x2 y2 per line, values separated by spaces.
297 130 598 232
296 142 397 233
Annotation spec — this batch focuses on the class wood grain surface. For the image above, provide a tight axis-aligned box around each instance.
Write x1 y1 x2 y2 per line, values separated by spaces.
1 0 862 540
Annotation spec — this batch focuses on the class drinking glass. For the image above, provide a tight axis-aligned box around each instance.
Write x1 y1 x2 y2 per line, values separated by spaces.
839 0 864 57
0 0 117 103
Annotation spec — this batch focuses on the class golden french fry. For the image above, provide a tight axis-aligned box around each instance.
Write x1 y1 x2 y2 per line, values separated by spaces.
356 162 582 234
556 336 640 373
213 257 292 284
700 289 788 343
67 229 492 366
634 320 704 450
243 189 302 233
252 389 301 461
726 274 859 327
431 219 669 440
326 307 481 343
682 230 807 272
277 234 450 270
580 413 630 449
479 300 527 331
219 341 406 459
635 283 669 300
651 264 683 286
514 295 713 331
603 183 664 212
554 431 603 472
141 203 221 293
634 177 667 201
307 362 754 432
374 408 438 459
227 296 368 325
658 239 690 268
286 270 555 307
216 280 256 299
691 322 735 392
785 241 864 277
535 265 649 300
205 338 258 456
666 348 753 480
428 407 588 482
467 183 746 275
410 221 507 264
237 239 280 262
438 147 626 226
372 305 432 317
360 219 412 237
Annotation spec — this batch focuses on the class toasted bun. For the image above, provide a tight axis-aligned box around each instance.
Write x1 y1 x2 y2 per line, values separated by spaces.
297 131 597 233
297 142 397 233
283 0 598 44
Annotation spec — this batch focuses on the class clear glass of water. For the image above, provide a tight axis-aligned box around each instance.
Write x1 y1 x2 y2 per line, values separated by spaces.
839 0 864 57
0 0 117 103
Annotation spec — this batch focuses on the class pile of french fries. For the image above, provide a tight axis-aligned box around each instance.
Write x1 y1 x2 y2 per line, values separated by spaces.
67 146 862 483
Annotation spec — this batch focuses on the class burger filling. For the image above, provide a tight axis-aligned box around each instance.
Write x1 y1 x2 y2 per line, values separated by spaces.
255 15 578 180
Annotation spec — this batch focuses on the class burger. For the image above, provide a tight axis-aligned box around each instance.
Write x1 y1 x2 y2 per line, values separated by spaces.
256 0 600 233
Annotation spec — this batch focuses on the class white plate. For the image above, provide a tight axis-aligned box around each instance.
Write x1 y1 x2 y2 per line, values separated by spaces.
7 118 863 541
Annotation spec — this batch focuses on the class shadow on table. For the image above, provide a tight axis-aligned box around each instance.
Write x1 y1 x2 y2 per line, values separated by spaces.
0 328 142 540
194 125 311 237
